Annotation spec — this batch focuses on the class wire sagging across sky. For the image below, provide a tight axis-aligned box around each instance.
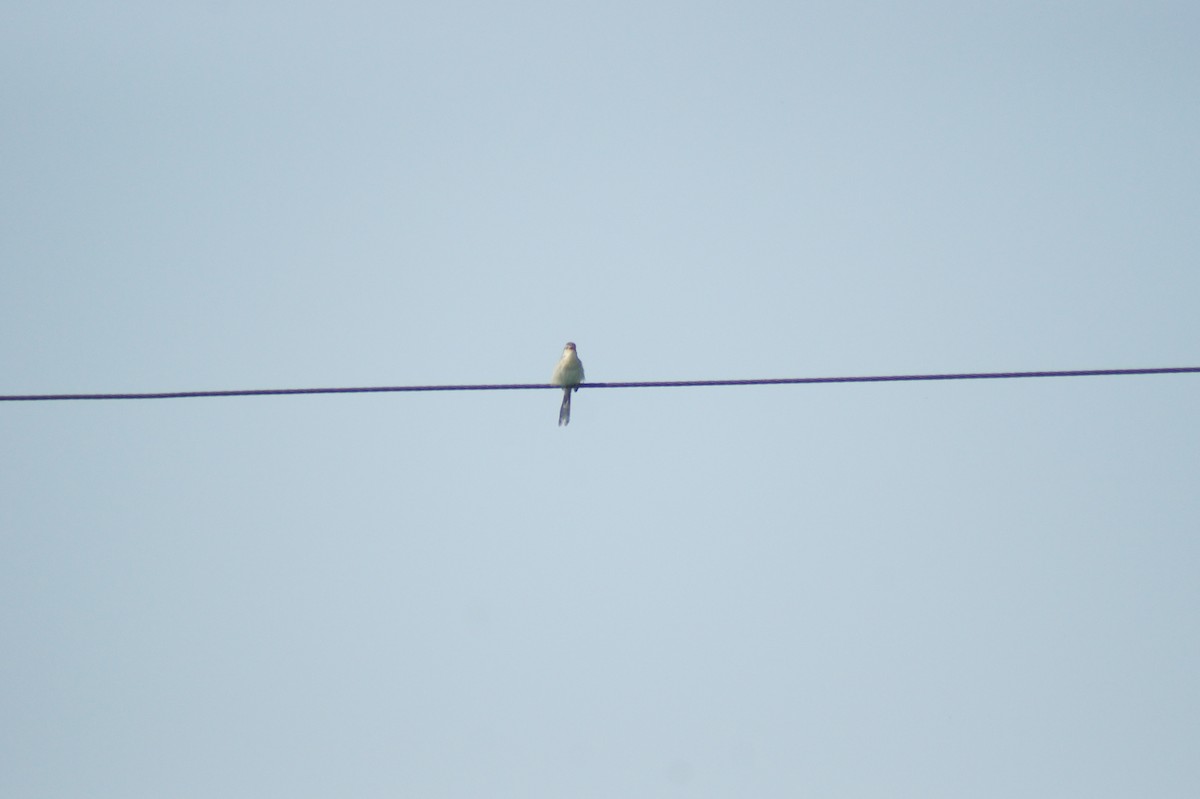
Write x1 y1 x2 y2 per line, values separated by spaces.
1 366 1197 402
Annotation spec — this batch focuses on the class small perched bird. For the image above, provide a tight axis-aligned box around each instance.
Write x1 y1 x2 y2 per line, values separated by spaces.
550 342 585 426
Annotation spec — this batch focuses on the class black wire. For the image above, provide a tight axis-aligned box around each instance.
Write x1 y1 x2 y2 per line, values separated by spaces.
1 367 1196 402
590 366 1200 388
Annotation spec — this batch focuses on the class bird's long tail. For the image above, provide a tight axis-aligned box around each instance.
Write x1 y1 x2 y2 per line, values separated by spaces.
558 388 572 426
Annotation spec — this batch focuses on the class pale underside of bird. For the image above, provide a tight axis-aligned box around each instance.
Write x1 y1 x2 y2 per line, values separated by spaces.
550 342 585 426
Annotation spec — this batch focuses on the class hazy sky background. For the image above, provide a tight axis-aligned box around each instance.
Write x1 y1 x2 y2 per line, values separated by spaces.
2 2 1198 796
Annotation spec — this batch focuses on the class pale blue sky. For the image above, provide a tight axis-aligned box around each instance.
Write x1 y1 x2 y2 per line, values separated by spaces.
2 2 1198 796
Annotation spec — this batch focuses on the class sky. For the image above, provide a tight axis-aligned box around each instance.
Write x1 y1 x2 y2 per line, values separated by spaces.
2 2 1198 796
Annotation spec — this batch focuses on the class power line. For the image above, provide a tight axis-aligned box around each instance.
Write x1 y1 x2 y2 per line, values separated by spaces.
1 366 1196 402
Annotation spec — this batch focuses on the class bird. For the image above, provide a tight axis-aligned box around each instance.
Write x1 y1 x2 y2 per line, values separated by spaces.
550 342 585 426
